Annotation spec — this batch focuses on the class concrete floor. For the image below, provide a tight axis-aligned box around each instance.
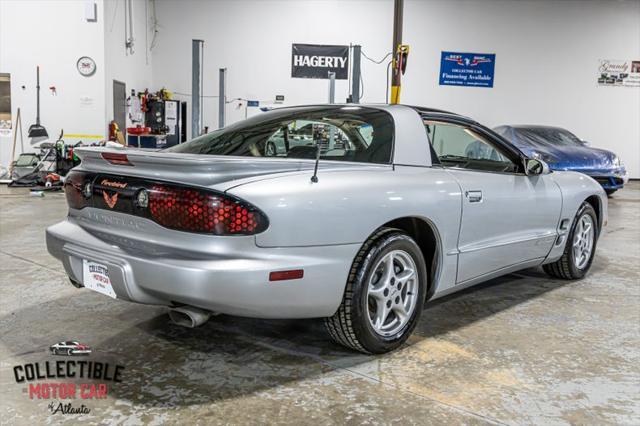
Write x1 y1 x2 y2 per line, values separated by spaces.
1 182 638 425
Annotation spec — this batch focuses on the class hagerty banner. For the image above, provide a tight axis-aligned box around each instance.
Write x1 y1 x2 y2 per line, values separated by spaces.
439 51 496 88
291 44 349 80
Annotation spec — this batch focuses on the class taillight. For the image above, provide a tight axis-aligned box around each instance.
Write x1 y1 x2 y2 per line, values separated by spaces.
64 171 90 209
148 184 268 235
102 152 133 166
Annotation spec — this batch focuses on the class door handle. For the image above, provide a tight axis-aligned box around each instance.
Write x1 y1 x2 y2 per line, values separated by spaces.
465 190 483 203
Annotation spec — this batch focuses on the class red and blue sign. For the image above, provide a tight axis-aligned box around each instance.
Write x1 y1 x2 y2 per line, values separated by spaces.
439 51 496 88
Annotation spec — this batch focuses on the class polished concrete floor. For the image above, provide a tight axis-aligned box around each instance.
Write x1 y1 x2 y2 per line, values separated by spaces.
1 182 638 425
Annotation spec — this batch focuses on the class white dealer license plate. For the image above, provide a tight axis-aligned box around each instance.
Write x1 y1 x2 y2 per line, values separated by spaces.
82 260 117 299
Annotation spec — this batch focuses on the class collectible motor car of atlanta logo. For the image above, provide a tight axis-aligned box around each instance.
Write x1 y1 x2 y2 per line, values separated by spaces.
11 343 126 415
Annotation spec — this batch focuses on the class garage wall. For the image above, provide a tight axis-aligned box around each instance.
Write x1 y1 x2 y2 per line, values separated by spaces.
0 0 106 168
151 0 394 134
104 0 154 129
151 0 640 178
401 0 640 178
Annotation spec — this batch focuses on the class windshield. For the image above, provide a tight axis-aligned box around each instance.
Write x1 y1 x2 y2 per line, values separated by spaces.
516 127 584 147
166 106 394 164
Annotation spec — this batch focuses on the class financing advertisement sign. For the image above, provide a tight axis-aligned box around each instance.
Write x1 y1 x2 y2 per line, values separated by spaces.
597 59 640 87
291 44 349 80
439 51 496 88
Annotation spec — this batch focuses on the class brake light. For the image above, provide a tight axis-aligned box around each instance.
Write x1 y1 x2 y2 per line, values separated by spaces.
148 184 268 235
64 171 90 209
101 152 132 166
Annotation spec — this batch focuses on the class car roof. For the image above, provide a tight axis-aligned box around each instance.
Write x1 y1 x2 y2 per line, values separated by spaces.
266 103 476 123
501 124 567 131
407 105 477 124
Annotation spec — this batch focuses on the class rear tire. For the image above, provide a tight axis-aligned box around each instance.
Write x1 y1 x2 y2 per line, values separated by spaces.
543 202 599 280
324 228 427 354
605 189 617 197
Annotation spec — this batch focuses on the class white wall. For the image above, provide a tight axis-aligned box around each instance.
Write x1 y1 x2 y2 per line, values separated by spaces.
151 0 640 177
104 0 154 129
402 0 640 178
0 0 106 167
151 0 394 133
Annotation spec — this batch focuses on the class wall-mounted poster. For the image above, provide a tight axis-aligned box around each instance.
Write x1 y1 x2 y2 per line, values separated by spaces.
597 59 640 87
439 51 496 88
291 44 349 80
0 73 11 136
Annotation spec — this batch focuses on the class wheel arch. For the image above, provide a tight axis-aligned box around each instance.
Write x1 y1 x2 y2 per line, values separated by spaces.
584 194 602 230
375 216 442 301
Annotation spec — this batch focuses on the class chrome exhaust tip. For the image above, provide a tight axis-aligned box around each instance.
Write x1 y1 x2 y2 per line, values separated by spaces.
168 306 212 328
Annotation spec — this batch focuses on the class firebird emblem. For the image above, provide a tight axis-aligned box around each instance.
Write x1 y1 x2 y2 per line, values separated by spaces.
103 191 118 209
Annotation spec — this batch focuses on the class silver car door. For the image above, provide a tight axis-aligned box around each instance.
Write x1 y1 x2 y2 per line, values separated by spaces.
425 120 562 284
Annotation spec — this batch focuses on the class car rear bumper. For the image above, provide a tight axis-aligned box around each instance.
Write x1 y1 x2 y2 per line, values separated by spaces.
46 218 357 318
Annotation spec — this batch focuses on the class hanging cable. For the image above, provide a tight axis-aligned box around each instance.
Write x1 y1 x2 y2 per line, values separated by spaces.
361 51 392 64
149 0 159 51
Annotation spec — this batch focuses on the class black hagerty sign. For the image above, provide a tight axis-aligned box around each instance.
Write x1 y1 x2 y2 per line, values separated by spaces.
291 44 349 80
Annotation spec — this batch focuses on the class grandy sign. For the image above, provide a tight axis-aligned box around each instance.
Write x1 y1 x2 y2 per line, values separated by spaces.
292 44 349 80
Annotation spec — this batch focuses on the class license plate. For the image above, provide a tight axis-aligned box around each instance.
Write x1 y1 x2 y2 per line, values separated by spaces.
82 260 117 299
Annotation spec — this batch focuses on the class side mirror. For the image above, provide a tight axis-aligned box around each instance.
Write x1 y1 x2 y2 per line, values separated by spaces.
525 158 550 176
581 140 590 147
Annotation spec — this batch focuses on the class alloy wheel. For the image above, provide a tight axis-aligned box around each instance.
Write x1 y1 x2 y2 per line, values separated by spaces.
366 250 419 336
573 213 595 270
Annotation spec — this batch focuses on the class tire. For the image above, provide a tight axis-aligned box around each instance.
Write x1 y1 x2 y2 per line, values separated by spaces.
66 348 73 356
324 228 427 354
543 202 599 280
605 189 617 197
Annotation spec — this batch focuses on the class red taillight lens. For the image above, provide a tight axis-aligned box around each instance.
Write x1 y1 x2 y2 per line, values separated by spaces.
101 152 132 166
148 184 268 235
64 171 89 209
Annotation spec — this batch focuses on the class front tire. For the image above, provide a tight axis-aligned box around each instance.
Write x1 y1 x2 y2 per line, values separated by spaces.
324 228 427 354
544 202 599 280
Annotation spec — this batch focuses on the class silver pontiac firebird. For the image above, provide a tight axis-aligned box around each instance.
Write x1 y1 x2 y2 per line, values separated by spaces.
47 105 607 354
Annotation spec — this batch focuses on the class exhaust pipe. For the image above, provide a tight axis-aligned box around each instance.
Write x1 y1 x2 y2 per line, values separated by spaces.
168 306 212 328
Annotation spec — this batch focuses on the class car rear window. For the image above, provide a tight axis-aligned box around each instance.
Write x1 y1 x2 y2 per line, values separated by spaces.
166 106 394 164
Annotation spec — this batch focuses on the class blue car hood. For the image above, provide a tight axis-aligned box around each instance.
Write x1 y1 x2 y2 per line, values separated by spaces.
516 143 617 170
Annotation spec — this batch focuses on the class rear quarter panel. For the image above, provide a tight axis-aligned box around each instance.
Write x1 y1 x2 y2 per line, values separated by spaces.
228 166 463 292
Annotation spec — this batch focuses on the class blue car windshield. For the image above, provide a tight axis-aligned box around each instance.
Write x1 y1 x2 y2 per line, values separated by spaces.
517 128 583 147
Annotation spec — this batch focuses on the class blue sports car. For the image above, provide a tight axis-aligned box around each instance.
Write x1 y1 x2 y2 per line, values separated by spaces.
494 125 628 195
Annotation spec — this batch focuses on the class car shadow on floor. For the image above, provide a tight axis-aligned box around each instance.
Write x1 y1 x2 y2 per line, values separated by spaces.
112 266 583 407
2 265 582 408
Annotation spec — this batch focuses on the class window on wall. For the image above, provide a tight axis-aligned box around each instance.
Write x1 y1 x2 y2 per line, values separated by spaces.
424 121 518 173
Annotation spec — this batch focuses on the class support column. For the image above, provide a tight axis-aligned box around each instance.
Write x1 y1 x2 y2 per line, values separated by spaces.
218 68 227 129
191 39 204 138
351 45 361 103
390 0 404 104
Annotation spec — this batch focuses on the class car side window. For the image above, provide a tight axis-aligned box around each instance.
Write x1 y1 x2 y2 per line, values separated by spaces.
424 121 518 173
